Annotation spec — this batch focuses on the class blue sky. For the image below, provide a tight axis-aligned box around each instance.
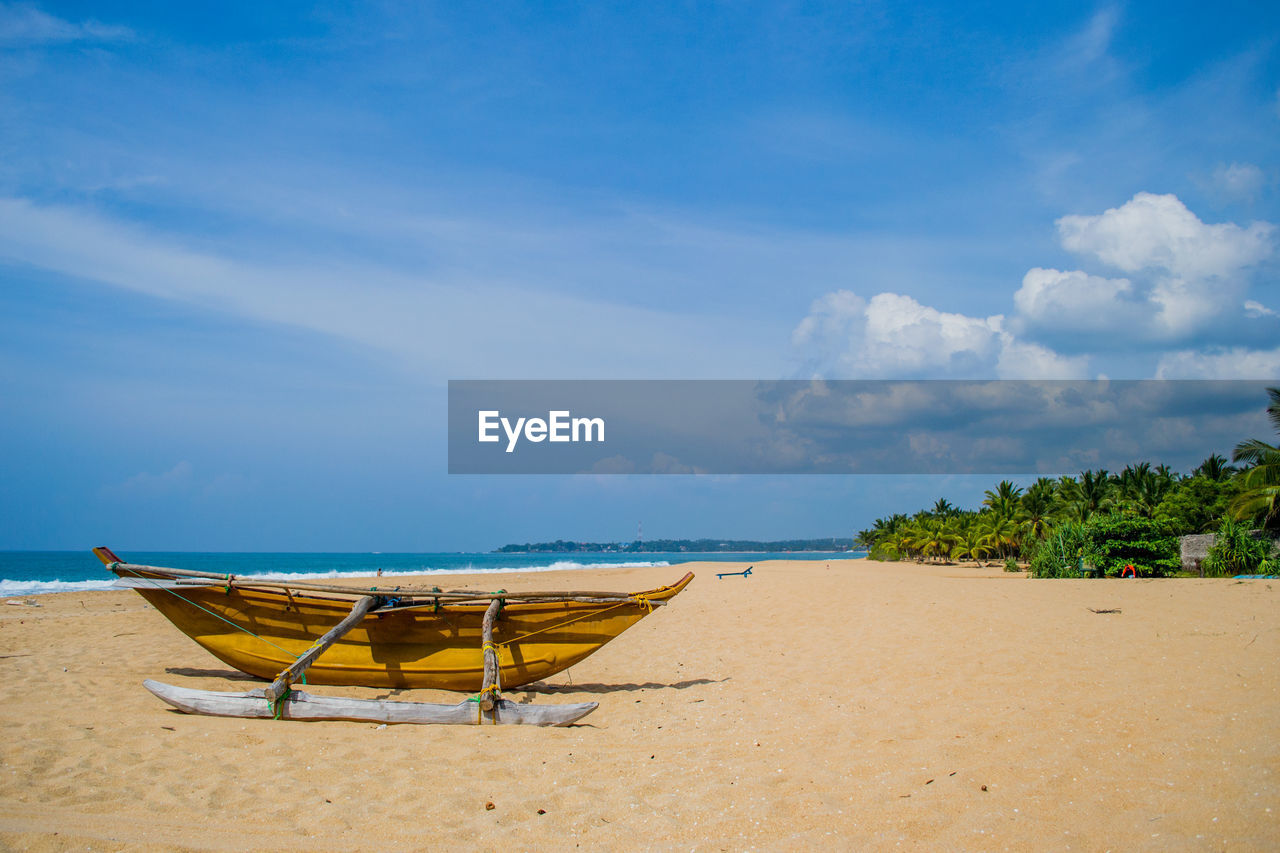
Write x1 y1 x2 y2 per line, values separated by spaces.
1 1 1278 550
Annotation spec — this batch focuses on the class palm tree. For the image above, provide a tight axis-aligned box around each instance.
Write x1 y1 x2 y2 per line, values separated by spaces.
1114 463 1173 517
1115 462 1152 501
1020 478 1058 541
931 498 958 517
1059 469 1113 522
978 513 1020 560
1231 387 1280 529
910 518 957 563
983 481 1024 519
1194 453 1236 482
954 526 991 567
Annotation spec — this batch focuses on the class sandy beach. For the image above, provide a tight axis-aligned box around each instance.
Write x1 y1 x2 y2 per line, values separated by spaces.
0 559 1276 851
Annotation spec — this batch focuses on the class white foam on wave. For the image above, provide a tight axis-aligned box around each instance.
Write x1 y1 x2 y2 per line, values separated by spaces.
245 560 672 582
2 560 673 595
0 579 120 597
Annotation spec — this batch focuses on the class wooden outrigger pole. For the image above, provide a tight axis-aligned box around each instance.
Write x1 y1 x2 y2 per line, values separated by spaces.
263 594 382 707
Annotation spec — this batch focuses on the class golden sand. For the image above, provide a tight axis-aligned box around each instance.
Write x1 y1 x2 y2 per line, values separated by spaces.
1 559 1276 850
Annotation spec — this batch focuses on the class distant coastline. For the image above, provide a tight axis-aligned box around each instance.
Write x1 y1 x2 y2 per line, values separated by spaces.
494 538 857 554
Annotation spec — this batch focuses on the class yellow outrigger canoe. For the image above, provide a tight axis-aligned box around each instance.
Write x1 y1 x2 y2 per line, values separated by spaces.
94 547 694 726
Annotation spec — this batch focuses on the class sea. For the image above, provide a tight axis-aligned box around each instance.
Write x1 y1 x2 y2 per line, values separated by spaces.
0 550 866 596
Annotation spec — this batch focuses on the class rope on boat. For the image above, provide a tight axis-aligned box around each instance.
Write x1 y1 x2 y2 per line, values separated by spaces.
117 566 305 665
270 685 292 719
121 569 316 715
466 683 503 723
491 594 653 650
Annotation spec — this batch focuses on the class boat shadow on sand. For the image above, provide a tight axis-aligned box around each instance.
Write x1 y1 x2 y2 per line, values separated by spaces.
363 677 726 702
519 678 725 695
166 666 260 681
166 667 726 699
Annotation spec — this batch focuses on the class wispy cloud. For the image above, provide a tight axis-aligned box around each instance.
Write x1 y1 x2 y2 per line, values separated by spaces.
0 3 132 44
1208 162 1266 204
109 461 194 496
1057 5 1122 74
0 196 781 379
1155 347 1280 379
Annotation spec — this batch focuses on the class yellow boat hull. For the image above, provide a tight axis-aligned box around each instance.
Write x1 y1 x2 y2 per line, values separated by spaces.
120 570 694 691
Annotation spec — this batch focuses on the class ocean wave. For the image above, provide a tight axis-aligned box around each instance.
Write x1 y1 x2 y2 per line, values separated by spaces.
0 579 120 597
245 560 672 582
1 560 673 595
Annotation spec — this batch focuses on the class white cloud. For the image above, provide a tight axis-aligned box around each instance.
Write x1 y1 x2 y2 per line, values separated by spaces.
1155 348 1280 379
0 3 132 43
862 293 1004 372
1057 192 1272 280
1055 192 1274 336
793 290 1004 377
793 192 1276 379
1012 267 1137 331
1244 300 1275 318
994 335 1091 379
792 289 1089 379
1210 162 1266 203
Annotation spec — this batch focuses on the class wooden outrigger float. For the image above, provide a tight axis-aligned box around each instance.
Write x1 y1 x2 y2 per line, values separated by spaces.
94 547 693 726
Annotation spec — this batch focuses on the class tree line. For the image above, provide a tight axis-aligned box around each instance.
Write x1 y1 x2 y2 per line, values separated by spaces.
856 388 1280 578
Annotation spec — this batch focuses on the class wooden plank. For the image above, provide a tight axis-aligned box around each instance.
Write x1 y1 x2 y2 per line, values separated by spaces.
263 595 379 705
143 680 597 726
110 562 654 603
112 577 225 590
479 599 502 713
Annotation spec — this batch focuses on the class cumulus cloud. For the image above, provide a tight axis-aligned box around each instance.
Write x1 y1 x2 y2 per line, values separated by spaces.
792 290 1090 379
793 290 1004 378
793 192 1276 379
1056 192 1274 336
1012 267 1138 333
993 336 1091 379
861 293 1005 372
0 3 132 44
1058 192 1272 279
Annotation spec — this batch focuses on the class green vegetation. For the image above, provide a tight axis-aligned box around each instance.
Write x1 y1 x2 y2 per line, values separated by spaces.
1230 387 1280 531
1028 522 1090 578
855 386 1280 579
1203 517 1268 577
1080 515 1180 577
